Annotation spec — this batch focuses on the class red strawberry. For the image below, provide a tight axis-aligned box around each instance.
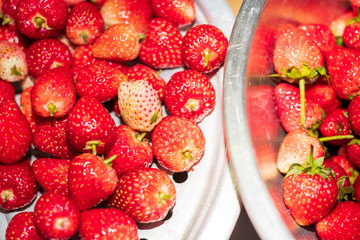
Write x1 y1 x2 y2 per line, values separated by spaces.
66 96 117 155
182 24 229 73
30 67 76 118
325 45 360 100
75 62 128 103
151 116 205 172
331 155 358 184
34 192 80 240
151 0 195 27
20 86 38 133
0 100 32 164
26 38 73 78
316 201 360 240
63 0 85 6
79 208 139 240
105 125 153 177
15 0 69 39
100 0 153 34
346 139 360 169
353 175 360 201
343 9 360 50
348 95 360 135
323 159 350 187
0 40 27 82
68 153 118 211
139 18 183 69
106 167 176 223
274 82 323 133
5 212 45 240
0 157 38 210
164 69 216 123
0 25 29 51
277 129 324 173
32 158 70 196
283 153 338 226
127 64 166 102
329 10 357 42
92 23 140 62
65 2 104 46
319 108 352 146
118 80 163 132
1 0 19 29
0 78 15 103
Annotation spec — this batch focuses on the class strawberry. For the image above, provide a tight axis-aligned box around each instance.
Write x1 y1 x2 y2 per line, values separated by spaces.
343 9 360 50
151 0 195 27
127 64 166 102
0 78 15 103
32 158 70 196
282 153 338 226
30 67 76 118
331 155 358 184
274 82 323 133
66 96 117 155
106 167 176 223
26 38 73 78
353 175 360 201
92 23 140 62
0 100 32 164
1 0 19 29
63 0 85 6
65 2 104 46
105 125 153 177
329 11 357 44
182 24 229 73
15 0 69 39
79 208 139 240
100 0 153 34
118 80 163 132
33 116 79 160
139 18 183 69
277 129 324 173
34 192 80 240
75 62 128 103
0 40 27 82
345 139 360 168
319 108 352 146
0 25 29 51
5 212 45 240
164 69 216 123
323 159 350 188
325 45 360 100
0 157 38 210
90 0 107 7
68 153 118 211
316 201 360 240
151 116 205 172
20 86 38 133
348 95 360 135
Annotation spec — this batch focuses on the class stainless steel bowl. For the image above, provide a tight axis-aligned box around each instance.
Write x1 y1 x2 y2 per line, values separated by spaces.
224 0 350 239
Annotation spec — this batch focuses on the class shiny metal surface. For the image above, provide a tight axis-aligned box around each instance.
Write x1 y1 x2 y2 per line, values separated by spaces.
224 0 350 239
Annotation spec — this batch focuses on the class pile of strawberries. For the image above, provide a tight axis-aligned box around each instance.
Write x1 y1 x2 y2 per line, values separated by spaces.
270 0 360 238
0 0 229 239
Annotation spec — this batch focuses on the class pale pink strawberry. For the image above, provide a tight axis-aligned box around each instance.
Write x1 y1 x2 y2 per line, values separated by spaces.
0 40 27 82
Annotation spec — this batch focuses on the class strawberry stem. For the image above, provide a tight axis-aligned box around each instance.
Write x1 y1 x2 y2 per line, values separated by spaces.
84 140 103 155
318 135 354 142
299 78 306 128
1 190 13 202
202 48 210 67
135 132 146 142
2 15 12 26
80 31 89 45
159 192 172 201
11 65 22 76
34 16 45 29
47 102 57 117
138 34 146 41
103 154 116 166
150 110 158 124
182 150 194 161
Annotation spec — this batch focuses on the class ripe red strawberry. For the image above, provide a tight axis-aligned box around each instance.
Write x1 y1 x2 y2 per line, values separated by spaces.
127 64 166 102
316 201 360 240
0 25 29 51
33 117 79 159
353 175 360 201
118 80 163 132
92 23 140 62
30 67 76 118
106 167 176 223
1 0 19 29
68 153 118 211
65 2 104 46
151 116 205 172
331 155 358 184
15 0 69 39
0 100 32 164
164 69 216 123
277 129 325 173
105 125 153 177
0 78 15 103
151 0 195 27
182 24 229 73
63 0 85 6
75 62 128 103
26 38 73 78
0 157 38 210
274 82 323 133
348 95 360 135
325 45 360 100
66 96 117 155
34 192 80 240
79 208 139 240
319 108 352 146
343 9 360 50
323 159 350 187
32 158 71 196
283 154 338 226
345 139 360 169
0 40 27 82
5 212 45 240
329 11 357 42
100 0 153 34
20 86 38 133
139 18 183 69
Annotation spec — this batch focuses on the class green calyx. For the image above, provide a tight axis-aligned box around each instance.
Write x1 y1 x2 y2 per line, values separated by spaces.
11 65 22 76
202 48 210 67
181 149 194 161
47 102 57 117
34 15 52 30
84 140 104 155
159 192 172 203
79 31 90 45
347 138 360 146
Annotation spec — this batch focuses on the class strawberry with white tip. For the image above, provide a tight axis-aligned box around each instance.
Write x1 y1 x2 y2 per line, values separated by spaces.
0 40 27 82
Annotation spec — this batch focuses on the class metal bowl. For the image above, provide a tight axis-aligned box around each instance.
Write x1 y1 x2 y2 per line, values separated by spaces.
224 0 350 239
